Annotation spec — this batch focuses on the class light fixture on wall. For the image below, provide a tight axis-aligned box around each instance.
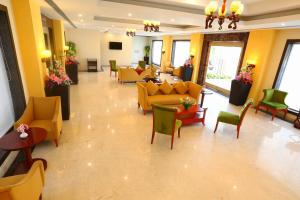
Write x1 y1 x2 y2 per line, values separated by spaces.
126 28 136 37
143 20 160 32
41 50 52 62
246 59 256 68
205 0 244 30
162 49 166 54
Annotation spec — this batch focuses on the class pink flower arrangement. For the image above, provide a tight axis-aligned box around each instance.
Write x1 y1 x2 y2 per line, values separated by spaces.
17 124 29 133
236 64 255 84
65 56 79 65
46 63 71 88
183 58 193 68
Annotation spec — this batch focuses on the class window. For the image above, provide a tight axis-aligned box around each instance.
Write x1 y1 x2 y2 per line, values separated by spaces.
172 40 190 67
274 40 300 112
151 40 163 66
205 42 243 92
0 46 14 137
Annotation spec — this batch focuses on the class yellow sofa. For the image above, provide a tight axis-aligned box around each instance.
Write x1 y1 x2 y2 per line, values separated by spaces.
137 81 202 114
118 66 156 83
0 161 45 200
14 96 63 147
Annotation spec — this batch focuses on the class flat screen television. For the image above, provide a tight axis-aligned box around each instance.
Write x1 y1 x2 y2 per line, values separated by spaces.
109 42 122 50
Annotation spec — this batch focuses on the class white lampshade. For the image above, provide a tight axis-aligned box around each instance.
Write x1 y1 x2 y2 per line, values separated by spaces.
205 1 218 15
218 7 227 16
230 0 244 15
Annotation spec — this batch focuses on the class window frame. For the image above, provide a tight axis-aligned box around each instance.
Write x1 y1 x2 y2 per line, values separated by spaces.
171 40 191 68
273 39 300 115
151 40 163 66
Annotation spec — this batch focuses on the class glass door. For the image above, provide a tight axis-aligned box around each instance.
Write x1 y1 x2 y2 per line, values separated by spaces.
205 42 243 95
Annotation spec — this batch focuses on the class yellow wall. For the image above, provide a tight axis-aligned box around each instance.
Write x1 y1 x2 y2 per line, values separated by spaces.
190 34 204 83
53 20 66 66
12 0 46 97
242 30 277 104
160 35 172 71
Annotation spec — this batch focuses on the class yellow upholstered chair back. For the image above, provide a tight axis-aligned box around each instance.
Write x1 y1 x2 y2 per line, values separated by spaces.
32 96 59 120
0 161 45 200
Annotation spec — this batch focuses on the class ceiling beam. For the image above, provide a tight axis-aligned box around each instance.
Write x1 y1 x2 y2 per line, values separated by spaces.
94 16 200 29
44 0 77 28
100 0 204 15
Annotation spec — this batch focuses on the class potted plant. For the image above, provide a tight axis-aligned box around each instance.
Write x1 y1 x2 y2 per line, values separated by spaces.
229 64 255 106
45 61 72 120
180 97 195 110
65 41 79 84
181 57 193 81
144 45 150 65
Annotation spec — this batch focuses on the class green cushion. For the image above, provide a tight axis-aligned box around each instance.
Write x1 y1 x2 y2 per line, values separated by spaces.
261 101 288 110
271 90 288 104
218 111 240 125
153 104 177 135
109 60 118 71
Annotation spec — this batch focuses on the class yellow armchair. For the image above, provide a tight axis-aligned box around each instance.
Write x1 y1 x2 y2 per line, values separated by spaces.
14 96 62 147
0 161 45 200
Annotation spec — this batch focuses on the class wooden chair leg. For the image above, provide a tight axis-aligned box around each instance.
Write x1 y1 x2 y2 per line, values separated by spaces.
272 109 277 121
151 130 155 144
171 134 174 150
178 127 181 138
214 121 219 133
255 104 260 113
54 139 58 147
115 71 117 78
284 109 288 119
138 103 140 108
39 194 42 200
237 125 241 139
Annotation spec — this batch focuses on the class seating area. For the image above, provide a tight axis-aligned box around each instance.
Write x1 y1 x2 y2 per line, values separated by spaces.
0 0 300 200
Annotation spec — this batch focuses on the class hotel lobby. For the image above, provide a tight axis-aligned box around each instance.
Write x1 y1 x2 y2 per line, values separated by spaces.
0 0 300 200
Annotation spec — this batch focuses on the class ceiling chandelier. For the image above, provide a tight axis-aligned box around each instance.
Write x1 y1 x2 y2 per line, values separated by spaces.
126 28 136 37
205 0 244 30
143 20 160 32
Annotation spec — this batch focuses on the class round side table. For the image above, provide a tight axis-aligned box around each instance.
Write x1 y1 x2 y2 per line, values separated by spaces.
0 127 47 173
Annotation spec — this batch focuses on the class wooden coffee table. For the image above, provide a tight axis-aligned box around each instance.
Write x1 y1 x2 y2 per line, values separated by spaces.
0 127 47 174
175 104 207 126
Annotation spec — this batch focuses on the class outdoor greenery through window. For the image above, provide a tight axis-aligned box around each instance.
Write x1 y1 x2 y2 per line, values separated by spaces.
151 40 163 66
274 41 300 112
205 44 242 91
172 40 190 67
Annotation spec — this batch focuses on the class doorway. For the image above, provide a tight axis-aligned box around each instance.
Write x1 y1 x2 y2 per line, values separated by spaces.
205 42 243 95
197 33 249 96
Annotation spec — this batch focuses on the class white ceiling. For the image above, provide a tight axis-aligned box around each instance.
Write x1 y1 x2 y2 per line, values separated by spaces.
39 0 300 36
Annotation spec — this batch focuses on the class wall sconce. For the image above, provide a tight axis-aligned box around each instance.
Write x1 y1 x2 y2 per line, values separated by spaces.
41 50 52 62
190 54 195 59
64 45 69 52
162 49 166 54
246 59 256 68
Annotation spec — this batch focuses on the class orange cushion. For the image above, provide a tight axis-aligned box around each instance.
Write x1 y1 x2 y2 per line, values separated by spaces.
159 80 173 94
146 81 159 96
174 82 188 94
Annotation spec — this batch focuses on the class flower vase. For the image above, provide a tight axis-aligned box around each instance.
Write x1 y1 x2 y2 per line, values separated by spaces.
183 104 191 110
19 131 28 139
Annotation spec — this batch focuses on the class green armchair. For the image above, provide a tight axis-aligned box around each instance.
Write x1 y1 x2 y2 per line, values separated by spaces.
151 104 182 150
255 89 288 120
138 60 146 69
109 60 118 77
214 99 253 139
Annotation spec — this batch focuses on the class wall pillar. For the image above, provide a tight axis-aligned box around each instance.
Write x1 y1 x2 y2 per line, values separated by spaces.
190 34 204 83
53 20 65 66
12 0 46 97
161 35 172 72
242 30 277 104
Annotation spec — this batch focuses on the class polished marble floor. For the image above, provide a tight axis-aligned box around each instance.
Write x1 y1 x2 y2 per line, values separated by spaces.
34 70 300 200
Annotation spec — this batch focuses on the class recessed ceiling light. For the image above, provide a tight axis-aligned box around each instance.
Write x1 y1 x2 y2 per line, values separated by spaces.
281 22 286 26
111 25 115 27
80 19 84 22
78 13 83 17
128 13 132 17
171 18 175 22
